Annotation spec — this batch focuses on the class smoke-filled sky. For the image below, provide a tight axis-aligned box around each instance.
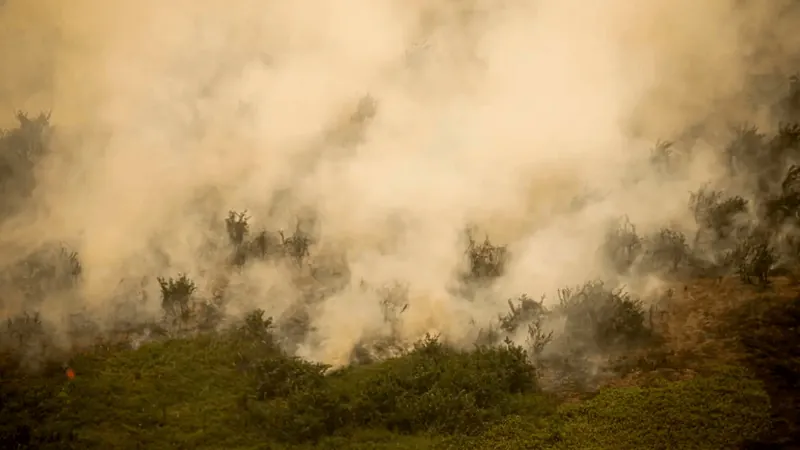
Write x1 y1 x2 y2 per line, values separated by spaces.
1 0 799 365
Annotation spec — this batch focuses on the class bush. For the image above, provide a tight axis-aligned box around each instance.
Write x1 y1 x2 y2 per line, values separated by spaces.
724 124 765 177
250 335 541 443
474 294 553 359
639 228 691 275
501 295 553 357
439 414 563 450
556 281 652 353
499 295 547 335
0 111 51 213
764 123 800 180
1 313 49 371
279 224 313 266
601 216 642 274
556 367 771 449
762 164 800 227
0 245 82 308
690 188 749 246
463 230 507 284
157 274 196 326
730 230 777 286
224 210 309 267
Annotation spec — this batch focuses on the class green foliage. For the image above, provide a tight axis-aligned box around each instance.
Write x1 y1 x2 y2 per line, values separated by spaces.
439 368 770 450
250 335 542 443
239 308 275 342
556 281 653 353
157 274 196 325
555 367 771 449
0 318 552 448
499 295 553 357
499 295 546 334
475 294 556 359
534 281 656 393
0 303 782 450
438 414 564 449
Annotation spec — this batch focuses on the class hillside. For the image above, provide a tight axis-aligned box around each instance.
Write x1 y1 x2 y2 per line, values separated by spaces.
2 83 800 449
4 2 800 448
3 104 800 447
1 271 799 449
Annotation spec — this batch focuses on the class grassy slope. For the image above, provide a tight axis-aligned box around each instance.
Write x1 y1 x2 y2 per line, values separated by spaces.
3 275 797 449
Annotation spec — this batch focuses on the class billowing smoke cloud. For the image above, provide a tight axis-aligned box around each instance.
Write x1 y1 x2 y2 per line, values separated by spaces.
1 0 799 365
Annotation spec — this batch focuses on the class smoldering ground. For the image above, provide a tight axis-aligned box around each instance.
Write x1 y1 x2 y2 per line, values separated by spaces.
1 0 800 368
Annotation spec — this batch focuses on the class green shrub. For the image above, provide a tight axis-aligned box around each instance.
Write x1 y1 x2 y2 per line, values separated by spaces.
438 414 564 450
157 274 196 326
499 295 547 335
249 335 542 443
474 294 553 359
254 356 328 401
556 367 771 449
233 309 281 359
556 281 653 353
501 295 553 357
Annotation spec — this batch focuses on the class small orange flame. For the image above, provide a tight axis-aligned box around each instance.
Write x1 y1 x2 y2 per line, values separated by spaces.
66 367 75 380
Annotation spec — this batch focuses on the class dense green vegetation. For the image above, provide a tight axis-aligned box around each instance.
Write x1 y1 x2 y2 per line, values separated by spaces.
0 313 776 449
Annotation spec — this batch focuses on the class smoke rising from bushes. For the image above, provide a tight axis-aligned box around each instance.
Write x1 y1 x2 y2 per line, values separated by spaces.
2 0 800 366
